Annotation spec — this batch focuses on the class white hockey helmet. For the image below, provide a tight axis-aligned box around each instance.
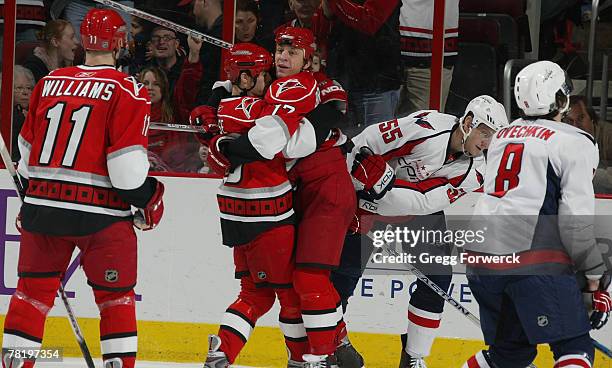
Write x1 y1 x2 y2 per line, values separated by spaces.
514 60 573 117
461 95 509 133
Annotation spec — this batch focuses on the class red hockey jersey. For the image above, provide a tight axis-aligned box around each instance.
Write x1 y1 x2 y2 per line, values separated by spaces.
216 96 295 246
17 65 152 235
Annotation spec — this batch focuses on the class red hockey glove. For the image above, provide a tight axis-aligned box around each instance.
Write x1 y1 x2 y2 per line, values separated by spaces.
189 105 220 146
351 147 395 200
134 180 165 231
315 72 348 113
207 134 236 176
590 290 612 329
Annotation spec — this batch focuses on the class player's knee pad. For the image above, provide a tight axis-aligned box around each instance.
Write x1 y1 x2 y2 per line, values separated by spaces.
93 289 137 363
11 277 60 316
550 333 594 367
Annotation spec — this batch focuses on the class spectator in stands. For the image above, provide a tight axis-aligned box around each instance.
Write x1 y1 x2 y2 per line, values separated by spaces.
323 0 402 130
147 26 184 94
11 65 35 162
140 66 181 171
23 19 79 82
198 145 211 174
191 0 224 105
235 0 260 43
283 0 333 69
396 0 458 116
127 16 155 75
141 66 203 173
564 95 612 193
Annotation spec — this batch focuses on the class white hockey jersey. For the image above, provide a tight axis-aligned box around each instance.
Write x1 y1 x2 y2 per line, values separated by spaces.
349 110 485 216
467 118 606 275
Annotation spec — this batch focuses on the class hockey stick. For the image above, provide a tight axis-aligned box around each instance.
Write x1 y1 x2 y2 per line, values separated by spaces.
366 229 481 327
91 0 233 49
149 121 205 134
0 136 96 368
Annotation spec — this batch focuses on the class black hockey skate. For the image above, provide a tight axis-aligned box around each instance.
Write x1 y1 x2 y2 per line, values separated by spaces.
335 337 365 368
398 348 427 368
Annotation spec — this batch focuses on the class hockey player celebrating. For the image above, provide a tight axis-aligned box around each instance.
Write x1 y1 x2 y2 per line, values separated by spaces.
2 9 165 368
331 95 509 368
462 61 611 367
196 42 312 368
200 27 359 367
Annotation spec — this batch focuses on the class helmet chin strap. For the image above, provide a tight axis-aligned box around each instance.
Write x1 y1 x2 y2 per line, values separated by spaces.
459 117 475 157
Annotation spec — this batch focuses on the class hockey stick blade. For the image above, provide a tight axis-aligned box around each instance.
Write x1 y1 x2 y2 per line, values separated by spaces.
0 134 95 368
149 122 205 133
92 0 233 49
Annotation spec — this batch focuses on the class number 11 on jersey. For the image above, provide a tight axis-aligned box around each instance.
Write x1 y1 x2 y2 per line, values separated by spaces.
40 103 92 167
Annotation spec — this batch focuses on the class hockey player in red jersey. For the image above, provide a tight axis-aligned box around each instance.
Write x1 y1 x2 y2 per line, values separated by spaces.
2 9 164 368
331 95 509 368
203 27 360 367
196 43 311 368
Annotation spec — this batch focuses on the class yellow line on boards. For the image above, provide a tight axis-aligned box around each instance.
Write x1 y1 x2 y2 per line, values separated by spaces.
0 316 609 367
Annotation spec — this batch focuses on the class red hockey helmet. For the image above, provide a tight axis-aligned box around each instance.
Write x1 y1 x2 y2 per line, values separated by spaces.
224 43 273 81
275 26 316 60
80 9 127 52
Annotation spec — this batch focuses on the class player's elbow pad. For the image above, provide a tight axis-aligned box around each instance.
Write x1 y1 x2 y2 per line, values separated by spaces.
107 146 149 190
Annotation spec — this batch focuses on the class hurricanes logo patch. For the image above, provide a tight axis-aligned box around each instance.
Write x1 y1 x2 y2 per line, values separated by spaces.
235 97 259 119
124 76 145 95
537 315 549 327
105 269 119 283
274 78 306 97
257 271 267 280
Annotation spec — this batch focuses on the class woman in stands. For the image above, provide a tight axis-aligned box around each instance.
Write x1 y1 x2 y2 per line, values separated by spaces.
23 19 78 82
140 66 203 173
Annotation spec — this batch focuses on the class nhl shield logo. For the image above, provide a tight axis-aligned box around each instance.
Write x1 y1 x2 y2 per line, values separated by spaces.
537 315 549 327
257 271 267 280
105 269 119 283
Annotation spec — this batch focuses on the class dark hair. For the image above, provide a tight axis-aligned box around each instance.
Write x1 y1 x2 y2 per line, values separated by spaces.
37 19 72 48
139 67 174 123
569 95 599 126
237 0 260 17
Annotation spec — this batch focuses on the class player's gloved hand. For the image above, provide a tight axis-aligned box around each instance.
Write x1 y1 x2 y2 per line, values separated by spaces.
207 134 236 176
15 212 22 233
351 146 395 201
134 180 165 231
314 72 348 113
590 290 612 329
189 105 220 146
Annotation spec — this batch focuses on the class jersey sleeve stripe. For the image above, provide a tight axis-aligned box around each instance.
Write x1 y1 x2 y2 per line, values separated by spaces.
248 115 291 159
17 135 32 179
107 145 149 190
